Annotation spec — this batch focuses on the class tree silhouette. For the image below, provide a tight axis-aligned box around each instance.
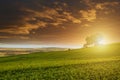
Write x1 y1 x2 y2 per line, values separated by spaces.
84 33 103 48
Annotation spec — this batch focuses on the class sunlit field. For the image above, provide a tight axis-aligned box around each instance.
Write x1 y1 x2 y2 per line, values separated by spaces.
0 43 120 80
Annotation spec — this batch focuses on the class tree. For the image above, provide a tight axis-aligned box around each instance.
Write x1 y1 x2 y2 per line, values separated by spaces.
84 33 103 48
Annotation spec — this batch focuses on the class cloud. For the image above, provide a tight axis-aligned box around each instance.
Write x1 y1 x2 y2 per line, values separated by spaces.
80 9 96 22
0 36 10 39
25 7 81 24
0 1 81 35
96 2 119 10
0 21 47 34
0 0 119 36
79 1 119 22
0 36 29 40
63 12 81 24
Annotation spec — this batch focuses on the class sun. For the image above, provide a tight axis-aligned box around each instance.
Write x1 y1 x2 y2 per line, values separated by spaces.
98 38 106 45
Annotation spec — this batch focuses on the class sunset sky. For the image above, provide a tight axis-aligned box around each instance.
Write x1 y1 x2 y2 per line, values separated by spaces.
0 0 120 48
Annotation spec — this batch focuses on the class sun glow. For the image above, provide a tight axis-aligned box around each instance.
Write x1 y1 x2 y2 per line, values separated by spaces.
98 38 106 45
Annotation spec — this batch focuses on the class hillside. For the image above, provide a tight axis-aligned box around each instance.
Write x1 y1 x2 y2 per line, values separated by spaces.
0 43 120 80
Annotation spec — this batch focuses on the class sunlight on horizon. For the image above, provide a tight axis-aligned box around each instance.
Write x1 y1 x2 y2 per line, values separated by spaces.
0 44 83 49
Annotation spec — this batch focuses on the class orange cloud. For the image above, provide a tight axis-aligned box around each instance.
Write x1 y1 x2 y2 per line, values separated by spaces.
0 21 47 35
63 12 81 24
80 9 96 22
1 0 119 36
0 36 29 40
96 2 119 10
0 4 81 35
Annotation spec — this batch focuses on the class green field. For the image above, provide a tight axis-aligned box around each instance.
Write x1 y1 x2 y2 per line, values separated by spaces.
0 43 120 80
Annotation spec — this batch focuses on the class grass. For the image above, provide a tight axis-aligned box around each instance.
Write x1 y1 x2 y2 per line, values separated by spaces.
0 43 120 80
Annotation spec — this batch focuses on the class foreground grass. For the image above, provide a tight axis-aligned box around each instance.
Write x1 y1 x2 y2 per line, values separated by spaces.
1 60 120 80
0 43 120 80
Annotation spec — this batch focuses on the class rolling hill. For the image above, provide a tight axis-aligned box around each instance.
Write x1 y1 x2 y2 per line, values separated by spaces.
0 43 120 80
